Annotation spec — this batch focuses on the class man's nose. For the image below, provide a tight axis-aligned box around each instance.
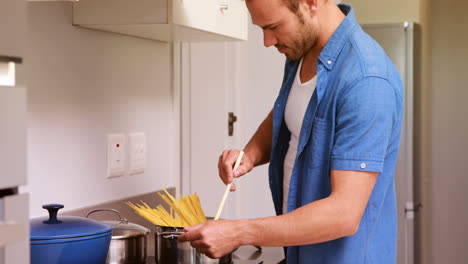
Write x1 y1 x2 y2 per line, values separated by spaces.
263 30 277 47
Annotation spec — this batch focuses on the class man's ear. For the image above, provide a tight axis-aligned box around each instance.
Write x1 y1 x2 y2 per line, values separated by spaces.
303 0 319 14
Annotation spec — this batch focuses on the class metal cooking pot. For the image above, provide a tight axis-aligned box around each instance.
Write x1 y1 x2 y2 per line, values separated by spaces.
87 209 149 264
30 204 113 264
155 224 232 264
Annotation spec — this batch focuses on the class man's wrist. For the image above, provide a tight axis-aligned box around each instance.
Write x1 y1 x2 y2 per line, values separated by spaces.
233 218 262 246
243 147 261 168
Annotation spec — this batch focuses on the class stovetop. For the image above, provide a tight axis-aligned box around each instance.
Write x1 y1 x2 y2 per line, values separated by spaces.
146 245 285 264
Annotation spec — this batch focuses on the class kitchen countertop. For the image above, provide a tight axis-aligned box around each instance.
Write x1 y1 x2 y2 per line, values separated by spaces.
146 245 285 264
231 245 285 263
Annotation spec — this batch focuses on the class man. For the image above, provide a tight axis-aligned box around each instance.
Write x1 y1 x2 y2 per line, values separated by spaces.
179 0 403 263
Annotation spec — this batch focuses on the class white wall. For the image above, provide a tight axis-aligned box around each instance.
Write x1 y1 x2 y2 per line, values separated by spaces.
20 1 178 217
431 1 468 263
343 0 420 24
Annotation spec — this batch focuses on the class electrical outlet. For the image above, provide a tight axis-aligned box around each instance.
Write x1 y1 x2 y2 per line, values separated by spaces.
129 132 146 175
107 134 126 178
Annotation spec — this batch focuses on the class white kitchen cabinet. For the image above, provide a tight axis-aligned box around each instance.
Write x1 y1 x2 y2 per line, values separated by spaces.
0 86 27 190
73 0 248 42
0 2 28 262
0 77 28 264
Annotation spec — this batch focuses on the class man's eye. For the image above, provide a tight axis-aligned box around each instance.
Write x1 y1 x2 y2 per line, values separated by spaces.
270 26 278 30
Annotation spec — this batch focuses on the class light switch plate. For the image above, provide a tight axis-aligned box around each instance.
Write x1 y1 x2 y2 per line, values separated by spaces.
129 132 146 175
107 134 126 178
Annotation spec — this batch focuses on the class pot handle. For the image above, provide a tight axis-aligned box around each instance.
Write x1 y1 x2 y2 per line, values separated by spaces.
42 204 64 224
158 231 185 239
86 208 128 224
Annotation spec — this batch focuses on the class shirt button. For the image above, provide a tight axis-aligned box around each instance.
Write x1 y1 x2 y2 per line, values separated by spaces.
360 163 366 169
327 60 332 65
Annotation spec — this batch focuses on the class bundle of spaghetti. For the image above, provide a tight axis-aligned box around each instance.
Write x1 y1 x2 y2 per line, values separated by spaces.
126 188 207 227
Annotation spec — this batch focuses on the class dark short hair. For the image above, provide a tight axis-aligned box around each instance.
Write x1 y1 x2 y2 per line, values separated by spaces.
282 0 305 24
247 0 307 14
283 0 329 13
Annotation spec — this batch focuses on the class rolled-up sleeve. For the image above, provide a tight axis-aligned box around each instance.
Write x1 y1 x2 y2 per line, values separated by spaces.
331 76 398 172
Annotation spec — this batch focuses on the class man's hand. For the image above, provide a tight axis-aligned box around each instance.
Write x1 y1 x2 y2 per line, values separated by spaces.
178 220 241 259
218 150 254 191
218 110 274 191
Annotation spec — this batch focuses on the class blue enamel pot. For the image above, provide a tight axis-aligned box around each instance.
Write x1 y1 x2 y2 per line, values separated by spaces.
30 204 113 264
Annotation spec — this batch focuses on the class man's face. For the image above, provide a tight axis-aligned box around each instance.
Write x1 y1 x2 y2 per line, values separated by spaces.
247 0 318 61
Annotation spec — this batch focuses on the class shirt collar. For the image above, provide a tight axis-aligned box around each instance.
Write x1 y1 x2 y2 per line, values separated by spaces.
318 4 358 70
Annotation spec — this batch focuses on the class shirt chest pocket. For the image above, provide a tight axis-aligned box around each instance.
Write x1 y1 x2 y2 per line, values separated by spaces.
300 118 333 169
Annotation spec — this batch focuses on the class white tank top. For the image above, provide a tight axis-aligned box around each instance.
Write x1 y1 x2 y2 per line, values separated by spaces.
283 59 317 214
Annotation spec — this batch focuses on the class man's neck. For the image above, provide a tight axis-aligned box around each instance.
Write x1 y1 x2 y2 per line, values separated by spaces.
300 3 346 83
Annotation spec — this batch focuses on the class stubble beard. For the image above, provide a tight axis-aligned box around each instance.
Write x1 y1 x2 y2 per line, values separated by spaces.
284 19 318 61
285 27 317 61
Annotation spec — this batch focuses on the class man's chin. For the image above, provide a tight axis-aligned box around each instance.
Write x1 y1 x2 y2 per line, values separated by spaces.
285 53 302 61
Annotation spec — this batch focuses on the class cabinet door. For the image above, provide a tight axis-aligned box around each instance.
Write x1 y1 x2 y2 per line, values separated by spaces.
172 0 247 41
215 0 248 40
0 0 26 58
181 41 241 220
172 0 218 35
73 0 247 41
0 86 27 189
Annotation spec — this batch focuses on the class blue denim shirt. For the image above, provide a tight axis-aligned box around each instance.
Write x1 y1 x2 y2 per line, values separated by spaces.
268 4 403 264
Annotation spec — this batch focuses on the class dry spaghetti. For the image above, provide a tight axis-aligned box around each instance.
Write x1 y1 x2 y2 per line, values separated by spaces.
126 188 207 227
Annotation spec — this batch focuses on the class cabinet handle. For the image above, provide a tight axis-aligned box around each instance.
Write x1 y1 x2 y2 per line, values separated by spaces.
219 4 229 11
228 112 237 136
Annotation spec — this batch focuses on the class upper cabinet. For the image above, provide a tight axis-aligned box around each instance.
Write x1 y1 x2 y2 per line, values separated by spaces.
73 0 248 42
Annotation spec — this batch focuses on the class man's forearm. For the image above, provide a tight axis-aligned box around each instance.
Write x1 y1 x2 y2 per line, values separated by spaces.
234 170 378 247
244 110 273 167
234 196 356 247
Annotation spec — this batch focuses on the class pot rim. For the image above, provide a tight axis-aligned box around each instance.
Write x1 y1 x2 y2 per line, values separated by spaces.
111 232 148 240
30 230 113 245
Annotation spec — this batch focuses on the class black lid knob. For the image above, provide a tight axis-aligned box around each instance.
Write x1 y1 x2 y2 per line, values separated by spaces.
42 204 64 224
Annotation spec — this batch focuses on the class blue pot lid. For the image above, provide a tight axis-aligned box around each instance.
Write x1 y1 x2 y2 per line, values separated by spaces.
30 204 113 241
